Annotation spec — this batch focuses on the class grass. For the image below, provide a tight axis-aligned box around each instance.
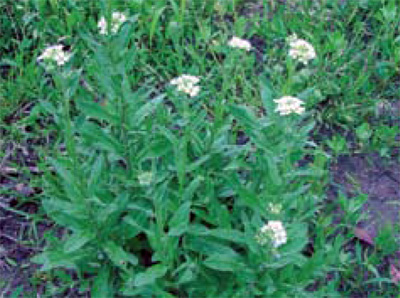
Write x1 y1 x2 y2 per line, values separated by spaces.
0 0 399 296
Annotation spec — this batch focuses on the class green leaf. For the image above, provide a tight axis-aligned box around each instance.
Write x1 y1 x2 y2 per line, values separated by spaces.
31 250 80 271
207 229 246 244
96 192 130 225
134 264 168 287
229 104 258 132
129 95 164 127
226 174 264 211
39 100 57 115
175 138 187 187
64 230 95 253
127 200 154 217
260 77 275 117
48 158 83 200
203 254 243 272
149 7 166 45
263 152 283 186
188 226 246 245
281 223 308 255
168 202 191 236
185 236 239 257
60 70 81 99
123 212 153 236
79 31 102 51
265 253 307 269
187 155 210 173
42 199 87 230
92 267 114 298
80 122 123 155
103 241 138 268
141 137 172 159
177 268 194 284
356 123 372 141
87 155 105 193
77 100 118 125
182 176 203 202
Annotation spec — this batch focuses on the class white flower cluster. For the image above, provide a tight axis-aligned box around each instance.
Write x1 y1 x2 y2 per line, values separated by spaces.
37 45 71 66
256 220 287 248
228 36 252 51
273 96 305 116
170 74 201 97
268 203 282 214
138 172 153 186
98 12 127 35
288 34 316 64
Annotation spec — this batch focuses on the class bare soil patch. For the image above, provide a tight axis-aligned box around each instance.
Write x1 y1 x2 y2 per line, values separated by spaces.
330 152 400 238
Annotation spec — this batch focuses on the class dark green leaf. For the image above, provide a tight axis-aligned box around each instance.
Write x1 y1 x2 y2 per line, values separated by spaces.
168 202 191 236
204 254 243 272
92 267 113 298
103 241 138 268
134 264 168 287
64 230 95 253
80 122 123 155
77 100 118 125
129 95 164 127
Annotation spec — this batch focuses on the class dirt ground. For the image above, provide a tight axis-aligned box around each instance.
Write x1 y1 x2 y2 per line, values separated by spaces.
0 140 46 295
330 152 400 238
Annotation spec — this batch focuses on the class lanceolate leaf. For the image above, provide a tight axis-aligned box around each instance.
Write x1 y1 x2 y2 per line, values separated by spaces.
228 104 259 132
134 264 168 287
203 254 244 272
77 99 118 125
168 202 191 236
64 230 95 253
80 121 123 155
103 241 138 268
92 267 114 298
128 95 164 127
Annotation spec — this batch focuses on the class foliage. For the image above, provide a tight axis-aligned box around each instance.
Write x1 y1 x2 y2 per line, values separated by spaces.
32 33 345 294
1 0 399 296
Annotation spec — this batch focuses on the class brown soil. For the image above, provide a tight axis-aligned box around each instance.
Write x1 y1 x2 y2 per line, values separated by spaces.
0 140 47 295
330 152 400 238
0 205 40 295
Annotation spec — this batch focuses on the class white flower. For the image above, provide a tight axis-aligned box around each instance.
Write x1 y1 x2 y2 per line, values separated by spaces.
228 36 252 51
211 39 221 46
187 85 200 97
170 75 200 86
138 172 153 186
170 74 201 97
268 203 282 214
288 35 316 64
273 96 305 116
98 12 127 35
256 220 287 248
37 45 71 66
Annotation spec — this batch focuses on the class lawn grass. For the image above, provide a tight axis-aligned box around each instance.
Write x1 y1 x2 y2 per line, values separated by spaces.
1 0 399 296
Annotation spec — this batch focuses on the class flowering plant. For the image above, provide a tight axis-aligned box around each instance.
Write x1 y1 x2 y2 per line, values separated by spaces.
98 12 127 35
34 43 343 296
170 74 201 97
228 36 252 51
30 3 351 297
37 45 71 67
288 34 317 65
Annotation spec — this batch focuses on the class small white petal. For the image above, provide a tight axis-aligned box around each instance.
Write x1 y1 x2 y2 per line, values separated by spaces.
274 96 305 116
228 36 252 51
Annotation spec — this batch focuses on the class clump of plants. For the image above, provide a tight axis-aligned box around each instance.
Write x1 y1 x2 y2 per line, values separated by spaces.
3 0 399 296
31 6 348 296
